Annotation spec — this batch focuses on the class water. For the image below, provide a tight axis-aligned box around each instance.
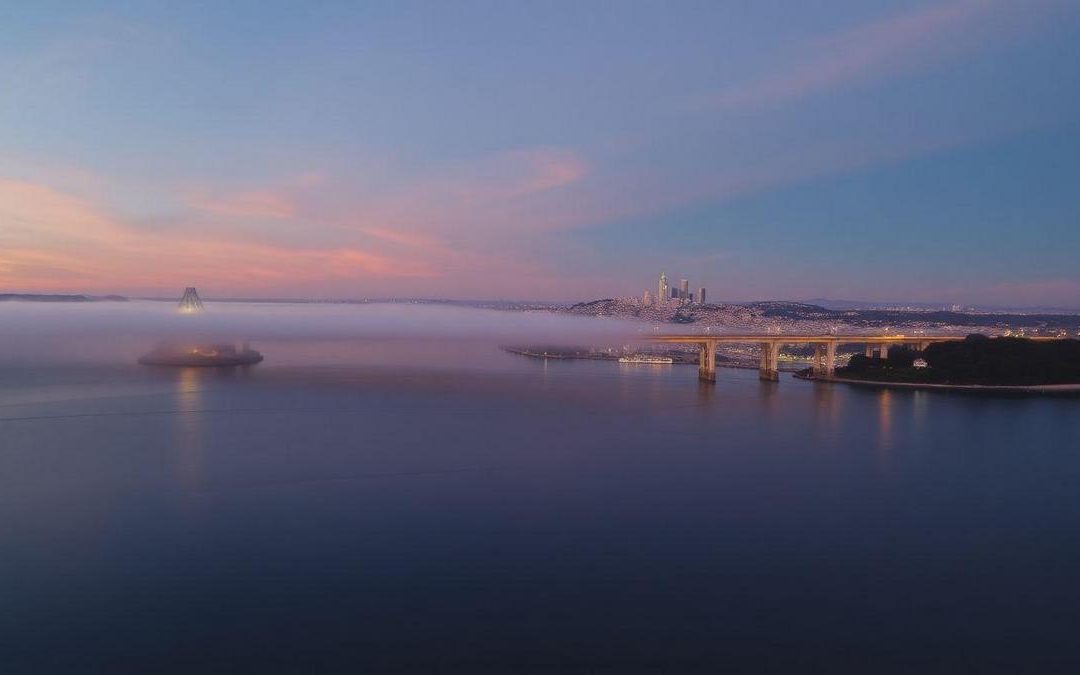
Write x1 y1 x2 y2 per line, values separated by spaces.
1 304 1079 673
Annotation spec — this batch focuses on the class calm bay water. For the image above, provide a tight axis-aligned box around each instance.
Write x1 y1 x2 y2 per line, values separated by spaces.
1 304 1079 673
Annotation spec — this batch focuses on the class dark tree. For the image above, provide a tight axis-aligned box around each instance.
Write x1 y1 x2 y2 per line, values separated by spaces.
887 346 917 368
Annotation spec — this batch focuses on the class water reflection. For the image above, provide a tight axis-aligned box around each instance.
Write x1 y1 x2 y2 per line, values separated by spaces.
3 339 1080 672
912 390 928 434
170 368 204 492
811 381 842 441
877 388 894 454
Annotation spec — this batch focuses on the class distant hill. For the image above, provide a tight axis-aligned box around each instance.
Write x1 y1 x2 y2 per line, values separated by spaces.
805 298 1080 314
0 294 128 302
562 297 1080 332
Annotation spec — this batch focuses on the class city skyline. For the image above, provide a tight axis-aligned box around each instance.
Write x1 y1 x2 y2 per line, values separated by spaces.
3 2 1080 306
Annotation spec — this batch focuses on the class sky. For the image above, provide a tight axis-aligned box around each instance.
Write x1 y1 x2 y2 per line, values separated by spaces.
2 0 1079 306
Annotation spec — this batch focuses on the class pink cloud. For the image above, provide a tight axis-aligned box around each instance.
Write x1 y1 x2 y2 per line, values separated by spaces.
175 149 589 242
0 177 438 295
295 147 595 241
187 189 296 219
357 227 440 249
392 147 588 208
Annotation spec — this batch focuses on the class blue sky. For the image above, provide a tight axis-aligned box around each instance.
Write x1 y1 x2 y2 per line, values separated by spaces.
2 0 1079 305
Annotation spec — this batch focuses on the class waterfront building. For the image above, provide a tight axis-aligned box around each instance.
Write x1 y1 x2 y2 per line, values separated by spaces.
658 273 669 304
643 290 653 305
680 279 689 300
699 287 707 305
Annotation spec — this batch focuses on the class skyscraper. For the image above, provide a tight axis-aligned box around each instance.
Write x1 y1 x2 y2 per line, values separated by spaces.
680 279 689 300
698 287 706 305
643 290 653 305
658 273 669 304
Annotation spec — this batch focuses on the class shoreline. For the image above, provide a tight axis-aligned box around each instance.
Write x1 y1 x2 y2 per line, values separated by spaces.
794 372 1080 394
501 346 804 372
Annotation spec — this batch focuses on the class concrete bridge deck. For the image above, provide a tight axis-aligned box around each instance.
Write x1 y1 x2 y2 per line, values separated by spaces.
648 334 1060 382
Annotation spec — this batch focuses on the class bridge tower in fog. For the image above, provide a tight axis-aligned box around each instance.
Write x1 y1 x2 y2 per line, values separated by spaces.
178 287 204 314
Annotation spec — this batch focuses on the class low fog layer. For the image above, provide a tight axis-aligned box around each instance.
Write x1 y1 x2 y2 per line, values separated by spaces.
0 300 650 365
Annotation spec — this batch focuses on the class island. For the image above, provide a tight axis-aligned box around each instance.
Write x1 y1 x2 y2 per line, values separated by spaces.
138 342 264 367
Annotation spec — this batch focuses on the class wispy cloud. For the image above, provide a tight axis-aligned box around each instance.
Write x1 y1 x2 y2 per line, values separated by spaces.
187 189 296 220
0 178 436 294
695 0 1061 112
357 227 439 249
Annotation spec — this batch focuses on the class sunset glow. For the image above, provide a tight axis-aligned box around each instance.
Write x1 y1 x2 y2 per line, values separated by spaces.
2 1 1079 305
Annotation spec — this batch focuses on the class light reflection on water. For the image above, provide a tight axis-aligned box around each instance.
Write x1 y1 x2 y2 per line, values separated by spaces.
171 368 204 494
878 388 894 452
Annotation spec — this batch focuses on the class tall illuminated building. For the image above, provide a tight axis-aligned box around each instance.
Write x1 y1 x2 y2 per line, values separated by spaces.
658 273 669 304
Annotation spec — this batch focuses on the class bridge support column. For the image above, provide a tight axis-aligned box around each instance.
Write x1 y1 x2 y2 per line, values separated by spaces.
865 344 874 358
813 343 836 378
698 341 716 383
813 344 825 376
877 344 890 359
759 342 780 381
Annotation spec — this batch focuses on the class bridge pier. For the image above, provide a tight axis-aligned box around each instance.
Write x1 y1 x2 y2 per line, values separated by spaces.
865 344 874 358
759 342 780 381
698 341 717 383
813 342 836 378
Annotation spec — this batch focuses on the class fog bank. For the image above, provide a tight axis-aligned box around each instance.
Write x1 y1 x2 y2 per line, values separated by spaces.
0 300 649 365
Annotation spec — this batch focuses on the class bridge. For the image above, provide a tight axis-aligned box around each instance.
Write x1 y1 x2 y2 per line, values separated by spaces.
648 334 1058 383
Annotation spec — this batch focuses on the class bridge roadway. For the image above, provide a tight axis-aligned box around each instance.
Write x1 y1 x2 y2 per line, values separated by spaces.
648 334 1058 383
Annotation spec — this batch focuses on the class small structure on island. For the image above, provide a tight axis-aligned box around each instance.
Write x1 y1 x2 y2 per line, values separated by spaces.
138 287 263 367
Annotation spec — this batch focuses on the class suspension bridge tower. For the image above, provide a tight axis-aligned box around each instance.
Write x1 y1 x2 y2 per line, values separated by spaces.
178 287 204 314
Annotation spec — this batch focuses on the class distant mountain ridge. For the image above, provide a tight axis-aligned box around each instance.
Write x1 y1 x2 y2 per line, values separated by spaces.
0 294 128 302
804 298 1080 314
